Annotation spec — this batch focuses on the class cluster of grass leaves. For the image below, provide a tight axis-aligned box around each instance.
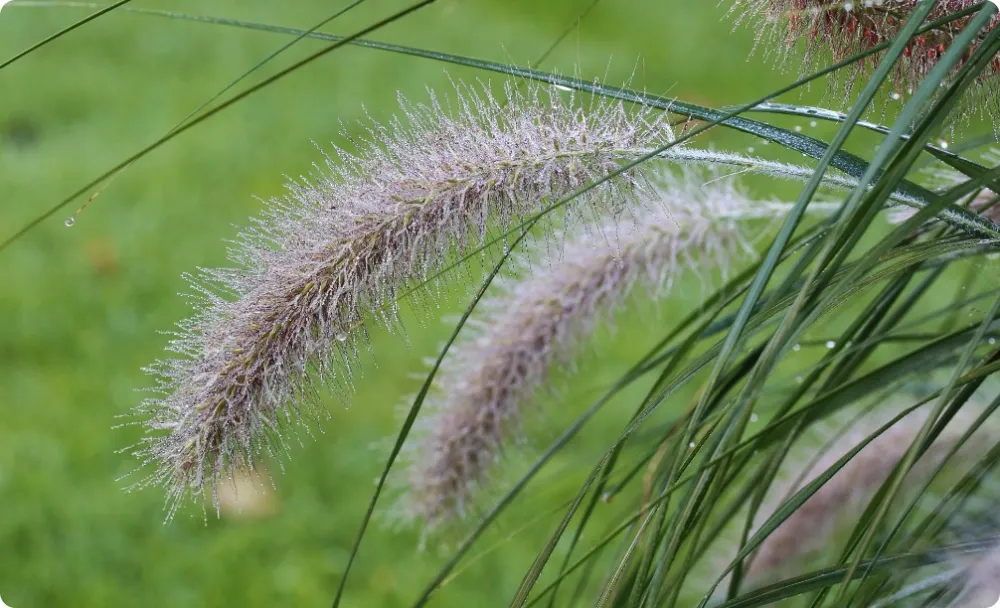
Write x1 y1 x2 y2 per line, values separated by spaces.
3 1 1000 607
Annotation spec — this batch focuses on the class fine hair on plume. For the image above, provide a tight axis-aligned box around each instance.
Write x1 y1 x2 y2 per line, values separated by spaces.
391 171 807 534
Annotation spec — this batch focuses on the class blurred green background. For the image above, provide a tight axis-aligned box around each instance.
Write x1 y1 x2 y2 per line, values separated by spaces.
0 1 840 605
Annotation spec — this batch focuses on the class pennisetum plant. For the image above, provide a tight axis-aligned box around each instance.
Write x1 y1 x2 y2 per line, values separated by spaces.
9 0 1000 606
112 0 1000 605
125 1 1000 605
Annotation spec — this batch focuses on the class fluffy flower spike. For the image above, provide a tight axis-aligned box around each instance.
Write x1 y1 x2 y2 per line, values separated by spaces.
395 173 783 531
129 81 675 514
741 400 993 588
733 0 1000 120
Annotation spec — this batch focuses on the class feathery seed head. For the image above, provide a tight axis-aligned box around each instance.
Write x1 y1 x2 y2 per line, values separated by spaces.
395 174 769 531
742 401 994 586
734 0 1000 117
940 542 1000 605
128 81 674 515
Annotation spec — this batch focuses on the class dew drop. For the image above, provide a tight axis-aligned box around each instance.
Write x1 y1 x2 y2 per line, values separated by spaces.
336 333 348 342
750 413 759 423
809 120 818 128
826 340 836 349
990 338 997 345
794 125 803 132
792 343 801 352
64 217 75 227
688 442 696 449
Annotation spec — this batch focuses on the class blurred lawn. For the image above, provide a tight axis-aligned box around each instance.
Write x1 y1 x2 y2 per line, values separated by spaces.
0 1 833 605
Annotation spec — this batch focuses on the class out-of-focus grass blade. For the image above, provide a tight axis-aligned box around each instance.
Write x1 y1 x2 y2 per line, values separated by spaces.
699 404 925 605
533 0 603 67
0 0 439 252
1 0 133 70
63 0 370 225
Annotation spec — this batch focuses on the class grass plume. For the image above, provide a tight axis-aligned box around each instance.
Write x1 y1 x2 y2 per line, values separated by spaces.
394 174 782 531
126 81 676 515
733 0 1000 119
740 399 993 589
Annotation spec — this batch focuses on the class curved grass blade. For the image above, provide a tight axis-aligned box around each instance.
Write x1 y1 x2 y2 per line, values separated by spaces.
836 286 1000 603
699 27 1000 604
521 321 988 606
1 0 133 71
533 0 604 67
701 395 953 604
359 97 756 607
556 7 1000 588
507 241 981 606
14 3 967 208
517 229 989 603
725 265 928 601
733 101 1000 185
416 228 831 607
65 0 370 225
524 7 1000 592
0 0 438 252
565 290 1000 604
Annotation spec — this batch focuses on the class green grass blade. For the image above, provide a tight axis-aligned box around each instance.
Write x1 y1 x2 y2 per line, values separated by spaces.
1 0 133 71
0 0 438 252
